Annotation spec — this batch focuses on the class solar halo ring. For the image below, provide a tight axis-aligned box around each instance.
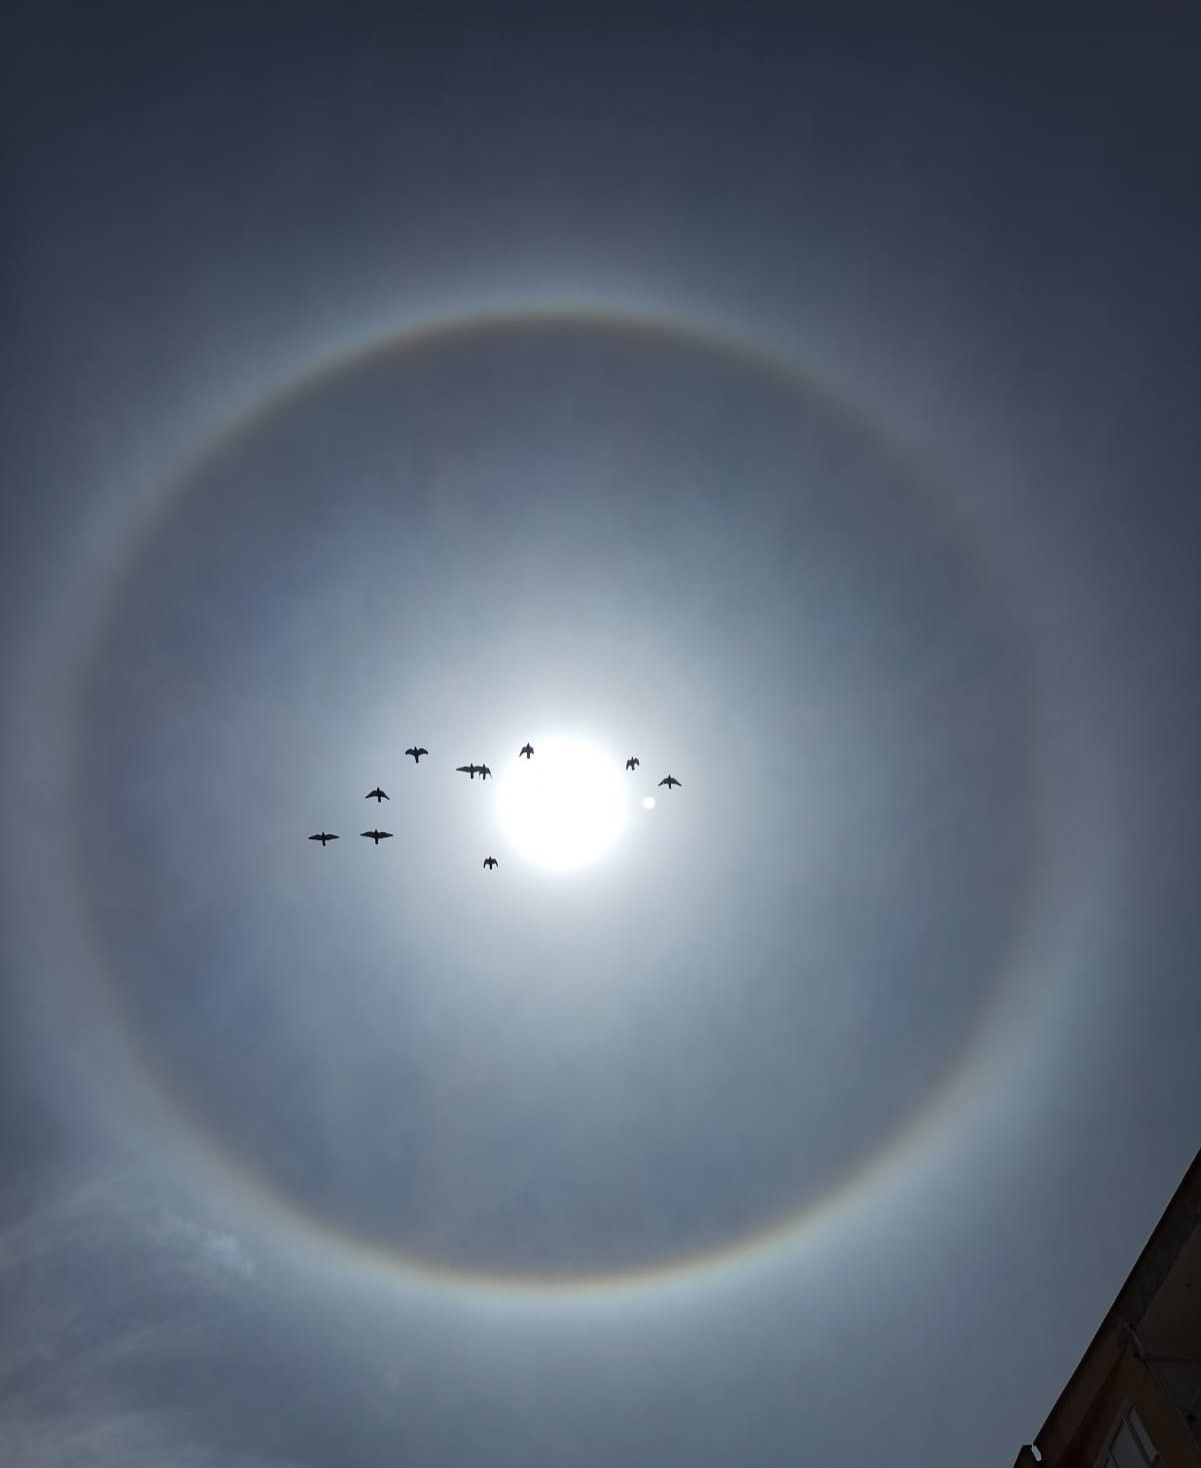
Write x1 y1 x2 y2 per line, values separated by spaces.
43 302 1046 1302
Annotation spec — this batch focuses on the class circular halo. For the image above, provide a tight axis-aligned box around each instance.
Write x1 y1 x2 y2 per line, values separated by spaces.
51 304 1043 1301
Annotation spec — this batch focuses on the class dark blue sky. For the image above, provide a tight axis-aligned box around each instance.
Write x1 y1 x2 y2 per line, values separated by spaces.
2 6 1200 1467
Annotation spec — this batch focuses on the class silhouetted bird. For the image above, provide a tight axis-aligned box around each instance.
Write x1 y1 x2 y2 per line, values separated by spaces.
360 829 393 845
366 787 389 802
308 832 338 845
658 775 681 789
483 856 499 869
519 743 534 759
456 764 481 779
404 747 428 763
626 756 640 771
478 764 492 780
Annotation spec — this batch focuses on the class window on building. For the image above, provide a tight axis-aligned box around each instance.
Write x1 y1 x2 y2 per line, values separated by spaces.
1102 1408 1161 1468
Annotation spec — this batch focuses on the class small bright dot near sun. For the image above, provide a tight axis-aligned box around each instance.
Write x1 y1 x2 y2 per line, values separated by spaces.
497 737 628 871
642 796 655 810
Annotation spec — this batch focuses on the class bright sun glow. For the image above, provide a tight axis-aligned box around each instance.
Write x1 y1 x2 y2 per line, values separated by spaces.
496 737 628 871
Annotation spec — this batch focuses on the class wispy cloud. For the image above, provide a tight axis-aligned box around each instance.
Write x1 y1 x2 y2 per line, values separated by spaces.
0 1168 275 1468
147 1208 258 1287
0 1405 301 1468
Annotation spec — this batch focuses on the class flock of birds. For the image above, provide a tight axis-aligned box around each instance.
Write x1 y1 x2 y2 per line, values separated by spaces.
307 743 682 868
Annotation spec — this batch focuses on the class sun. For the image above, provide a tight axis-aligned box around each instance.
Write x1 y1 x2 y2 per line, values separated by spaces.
496 737 629 871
